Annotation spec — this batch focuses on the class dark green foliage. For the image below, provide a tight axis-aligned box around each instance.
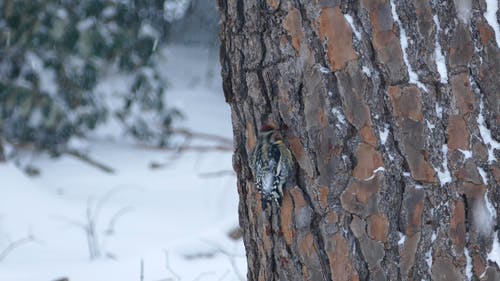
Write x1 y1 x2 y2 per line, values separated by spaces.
0 0 184 152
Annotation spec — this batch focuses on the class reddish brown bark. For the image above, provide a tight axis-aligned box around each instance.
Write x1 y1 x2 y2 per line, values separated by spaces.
218 0 499 280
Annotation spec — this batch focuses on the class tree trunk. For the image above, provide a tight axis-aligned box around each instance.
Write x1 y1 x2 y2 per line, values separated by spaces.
218 0 499 280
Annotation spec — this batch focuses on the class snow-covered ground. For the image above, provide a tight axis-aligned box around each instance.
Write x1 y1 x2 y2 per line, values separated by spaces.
0 45 245 281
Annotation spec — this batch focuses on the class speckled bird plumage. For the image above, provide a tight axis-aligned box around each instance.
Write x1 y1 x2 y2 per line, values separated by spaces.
250 125 293 209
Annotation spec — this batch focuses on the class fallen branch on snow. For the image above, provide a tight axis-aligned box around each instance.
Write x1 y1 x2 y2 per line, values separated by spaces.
63 149 115 174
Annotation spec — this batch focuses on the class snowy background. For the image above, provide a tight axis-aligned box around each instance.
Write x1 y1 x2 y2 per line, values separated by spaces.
0 44 244 281
0 1 245 280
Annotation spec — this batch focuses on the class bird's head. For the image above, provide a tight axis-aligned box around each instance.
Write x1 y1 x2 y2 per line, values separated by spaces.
259 124 282 142
260 124 276 133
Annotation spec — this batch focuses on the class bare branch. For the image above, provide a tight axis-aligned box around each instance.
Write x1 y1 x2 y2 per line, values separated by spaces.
200 240 245 281
94 186 140 223
145 135 231 170
164 250 181 281
167 128 233 145
53 215 87 230
86 197 100 259
192 272 216 281
105 206 134 235
54 189 138 260
179 145 232 152
198 170 235 178
140 259 144 281
64 149 115 174
0 233 36 262
216 270 230 281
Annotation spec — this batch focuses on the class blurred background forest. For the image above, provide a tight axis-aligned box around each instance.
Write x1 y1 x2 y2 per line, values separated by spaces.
0 0 218 156
0 1 243 281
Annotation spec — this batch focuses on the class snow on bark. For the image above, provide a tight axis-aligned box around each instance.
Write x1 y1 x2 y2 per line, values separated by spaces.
432 15 449 84
362 66 371 77
343 14 362 40
398 232 406 245
319 65 331 73
484 191 497 222
389 0 428 92
364 167 385 181
331 107 346 127
488 232 500 267
484 0 500 47
378 124 389 145
435 144 452 186
465 247 473 281
458 149 473 160
477 98 500 163
426 120 435 130
426 232 437 272
435 103 443 119
473 190 496 235
477 167 488 184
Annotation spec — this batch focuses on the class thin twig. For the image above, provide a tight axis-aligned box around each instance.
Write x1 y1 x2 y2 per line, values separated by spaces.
53 215 87 230
142 127 233 154
200 240 245 281
140 127 234 171
0 234 36 262
54 188 138 260
192 272 216 281
105 206 134 235
164 250 181 281
0 139 114 173
148 145 231 169
216 270 231 281
146 132 231 170
226 251 245 281
170 136 193 160
64 149 115 174
167 128 232 145
180 145 232 152
86 197 100 259
140 259 144 281
54 212 99 260
94 186 136 224
198 170 235 178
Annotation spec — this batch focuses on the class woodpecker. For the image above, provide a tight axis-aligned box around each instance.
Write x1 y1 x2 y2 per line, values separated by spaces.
250 124 293 209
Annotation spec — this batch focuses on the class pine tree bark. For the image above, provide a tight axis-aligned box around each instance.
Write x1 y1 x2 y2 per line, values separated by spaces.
218 1 499 280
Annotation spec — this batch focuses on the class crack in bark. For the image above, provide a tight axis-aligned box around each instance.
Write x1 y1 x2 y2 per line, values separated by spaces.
287 190 307 280
269 209 278 281
235 0 245 32
243 56 294 73
256 46 273 119
296 185 333 281
218 0 234 103
346 214 370 280
293 1 342 175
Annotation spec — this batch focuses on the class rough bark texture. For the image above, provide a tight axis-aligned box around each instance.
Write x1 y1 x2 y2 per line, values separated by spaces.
218 0 499 280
